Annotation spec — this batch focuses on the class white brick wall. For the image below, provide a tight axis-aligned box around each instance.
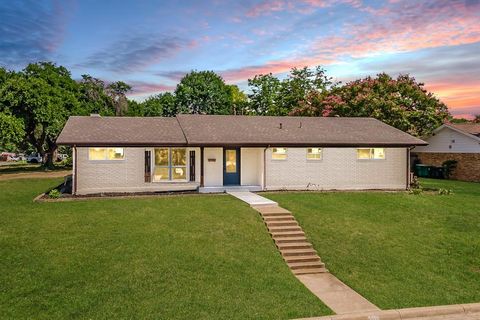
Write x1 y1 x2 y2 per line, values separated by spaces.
265 147 407 190
76 147 199 195
75 146 408 194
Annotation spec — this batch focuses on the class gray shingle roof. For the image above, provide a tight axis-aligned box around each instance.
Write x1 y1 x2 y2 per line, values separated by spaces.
56 116 187 146
56 114 427 147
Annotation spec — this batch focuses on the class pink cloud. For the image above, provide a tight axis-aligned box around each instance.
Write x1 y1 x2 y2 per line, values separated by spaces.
128 81 176 96
245 0 361 17
427 80 480 113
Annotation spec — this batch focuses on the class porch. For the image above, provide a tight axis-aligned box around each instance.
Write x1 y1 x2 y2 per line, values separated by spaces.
200 147 265 191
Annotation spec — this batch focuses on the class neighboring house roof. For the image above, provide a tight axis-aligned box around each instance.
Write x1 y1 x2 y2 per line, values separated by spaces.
56 114 427 147
433 124 480 142
449 123 480 138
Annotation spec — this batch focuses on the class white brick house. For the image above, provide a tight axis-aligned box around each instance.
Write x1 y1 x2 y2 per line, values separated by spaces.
56 114 426 195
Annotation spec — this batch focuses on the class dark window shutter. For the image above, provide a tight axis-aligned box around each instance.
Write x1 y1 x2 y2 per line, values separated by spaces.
189 150 195 182
145 150 151 182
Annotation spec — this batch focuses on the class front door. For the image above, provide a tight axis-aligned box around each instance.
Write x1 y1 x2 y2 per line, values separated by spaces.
224 148 240 185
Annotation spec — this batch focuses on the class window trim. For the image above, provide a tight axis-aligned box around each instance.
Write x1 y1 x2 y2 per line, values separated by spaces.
306 147 323 161
356 148 386 160
88 147 125 161
152 147 189 183
271 147 288 161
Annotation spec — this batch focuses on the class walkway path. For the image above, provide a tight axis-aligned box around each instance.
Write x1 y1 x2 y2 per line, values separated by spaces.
227 191 379 314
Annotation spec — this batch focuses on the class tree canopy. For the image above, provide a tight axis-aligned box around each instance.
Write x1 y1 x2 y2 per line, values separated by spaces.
175 71 232 115
0 61 456 162
290 73 450 136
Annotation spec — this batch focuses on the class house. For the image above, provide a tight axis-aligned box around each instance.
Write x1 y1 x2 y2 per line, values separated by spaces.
413 123 480 182
56 114 426 195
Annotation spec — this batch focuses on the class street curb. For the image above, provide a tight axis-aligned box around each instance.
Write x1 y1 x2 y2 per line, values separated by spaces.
296 302 480 320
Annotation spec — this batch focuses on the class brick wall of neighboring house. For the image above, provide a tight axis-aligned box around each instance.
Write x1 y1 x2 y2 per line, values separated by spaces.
414 152 480 182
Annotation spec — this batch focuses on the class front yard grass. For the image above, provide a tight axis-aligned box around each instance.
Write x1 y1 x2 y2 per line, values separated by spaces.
265 178 480 309
0 178 330 319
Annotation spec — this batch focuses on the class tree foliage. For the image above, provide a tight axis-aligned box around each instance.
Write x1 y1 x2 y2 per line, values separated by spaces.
175 71 232 115
291 73 450 137
248 66 333 115
0 112 25 152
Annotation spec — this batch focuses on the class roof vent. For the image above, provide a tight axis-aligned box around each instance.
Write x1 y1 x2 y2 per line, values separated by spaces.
90 113 101 117
279 123 283 129
299 121 302 128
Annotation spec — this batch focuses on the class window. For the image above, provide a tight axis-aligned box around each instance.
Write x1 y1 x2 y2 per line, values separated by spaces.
225 149 237 173
153 148 187 181
88 148 124 160
356 148 385 160
307 148 322 160
272 148 287 160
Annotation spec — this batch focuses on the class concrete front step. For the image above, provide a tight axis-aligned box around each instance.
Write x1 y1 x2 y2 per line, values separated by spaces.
293 267 328 275
274 236 308 244
288 260 325 270
261 211 293 217
268 226 303 232
284 255 320 263
266 221 299 227
270 230 305 238
281 248 318 256
255 206 291 214
277 242 313 250
263 215 295 222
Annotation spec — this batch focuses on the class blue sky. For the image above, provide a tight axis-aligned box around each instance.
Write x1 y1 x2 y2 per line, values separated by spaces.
1 0 479 117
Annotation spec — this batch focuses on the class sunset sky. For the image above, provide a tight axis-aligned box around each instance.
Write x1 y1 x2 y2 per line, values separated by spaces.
1 0 479 118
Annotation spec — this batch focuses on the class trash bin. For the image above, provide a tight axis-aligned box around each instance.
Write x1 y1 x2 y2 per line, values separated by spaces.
430 166 445 179
415 164 431 178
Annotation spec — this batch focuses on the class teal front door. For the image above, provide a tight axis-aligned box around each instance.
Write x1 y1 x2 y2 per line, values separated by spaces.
223 148 240 185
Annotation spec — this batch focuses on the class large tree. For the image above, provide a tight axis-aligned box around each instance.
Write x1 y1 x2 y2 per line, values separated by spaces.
0 62 81 166
227 84 248 115
78 75 116 115
142 92 177 116
247 73 281 115
248 66 333 115
291 73 450 137
107 81 132 116
175 71 232 115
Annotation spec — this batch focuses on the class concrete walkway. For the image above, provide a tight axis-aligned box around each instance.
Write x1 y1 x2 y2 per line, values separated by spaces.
297 273 379 314
226 191 277 207
227 191 379 315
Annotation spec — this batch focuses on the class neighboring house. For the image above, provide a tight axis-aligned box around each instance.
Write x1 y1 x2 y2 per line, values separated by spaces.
413 123 480 182
56 114 426 195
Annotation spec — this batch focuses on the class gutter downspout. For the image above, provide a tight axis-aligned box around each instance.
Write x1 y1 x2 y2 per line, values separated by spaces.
73 145 77 195
407 147 414 190
263 147 268 191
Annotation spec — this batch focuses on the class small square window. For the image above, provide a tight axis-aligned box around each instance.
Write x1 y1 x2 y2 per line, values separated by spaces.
272 148 287 160
307 148 322 160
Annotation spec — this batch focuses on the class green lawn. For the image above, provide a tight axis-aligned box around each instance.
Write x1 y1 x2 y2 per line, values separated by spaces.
0 178 330 319
265 179 480 309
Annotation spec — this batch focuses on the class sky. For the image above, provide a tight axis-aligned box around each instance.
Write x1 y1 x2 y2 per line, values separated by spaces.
1 0 479 118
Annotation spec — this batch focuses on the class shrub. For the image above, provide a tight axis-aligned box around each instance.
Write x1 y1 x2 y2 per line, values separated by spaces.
48 189 61 199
